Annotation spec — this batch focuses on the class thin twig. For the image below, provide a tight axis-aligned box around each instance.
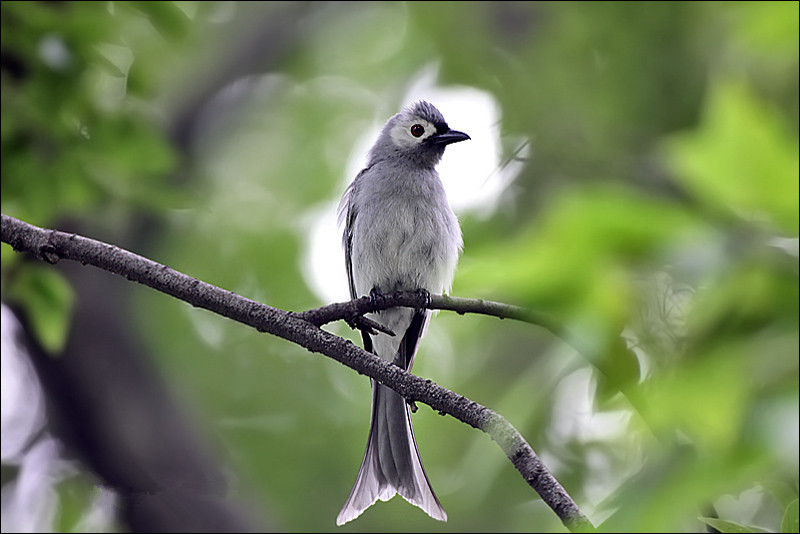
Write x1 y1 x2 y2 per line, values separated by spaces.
299 292 566 338
1 213 593 531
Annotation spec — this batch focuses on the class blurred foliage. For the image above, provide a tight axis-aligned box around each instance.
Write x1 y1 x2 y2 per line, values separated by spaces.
2 263 74 354
1 1 797 533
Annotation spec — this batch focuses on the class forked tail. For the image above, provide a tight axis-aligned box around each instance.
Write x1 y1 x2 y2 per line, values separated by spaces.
336 381 446 525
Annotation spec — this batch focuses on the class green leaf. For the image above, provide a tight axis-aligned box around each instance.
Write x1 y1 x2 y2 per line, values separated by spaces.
1 241 20 273
663 80 799 234
55 475 109 532
782 499 799 533
457 185 698 317
761 481 799 510
699 517 770 533
7 266 74 354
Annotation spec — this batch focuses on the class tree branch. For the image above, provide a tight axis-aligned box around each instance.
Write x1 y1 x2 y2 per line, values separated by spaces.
298 292 567 340
1 213 593 532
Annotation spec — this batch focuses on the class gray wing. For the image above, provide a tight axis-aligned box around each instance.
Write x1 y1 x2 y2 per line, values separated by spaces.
339 167 371 301
342 198 358 301
339 168 373 351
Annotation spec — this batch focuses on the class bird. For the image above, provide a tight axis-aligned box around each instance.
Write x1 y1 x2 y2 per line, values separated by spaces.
336 101 469 525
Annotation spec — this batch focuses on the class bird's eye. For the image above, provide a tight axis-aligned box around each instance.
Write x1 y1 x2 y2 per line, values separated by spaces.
410 124 425 137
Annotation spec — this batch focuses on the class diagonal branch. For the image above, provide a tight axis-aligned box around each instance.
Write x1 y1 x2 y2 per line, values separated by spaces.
1 213 593 532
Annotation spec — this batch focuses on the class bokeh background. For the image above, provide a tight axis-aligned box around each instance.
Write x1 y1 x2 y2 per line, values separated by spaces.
1 2 798 532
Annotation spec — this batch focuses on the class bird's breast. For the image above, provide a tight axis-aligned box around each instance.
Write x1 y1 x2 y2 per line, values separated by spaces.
351 189 460 297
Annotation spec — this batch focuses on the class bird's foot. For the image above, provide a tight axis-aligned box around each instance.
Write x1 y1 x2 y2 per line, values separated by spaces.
415 288 431 308
346 315 394 337
368 287 386 309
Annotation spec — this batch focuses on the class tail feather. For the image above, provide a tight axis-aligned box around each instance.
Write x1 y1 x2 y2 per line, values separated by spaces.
336 382 446 525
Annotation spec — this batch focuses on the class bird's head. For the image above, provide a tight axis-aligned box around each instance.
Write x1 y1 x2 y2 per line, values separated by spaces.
369 101 470 168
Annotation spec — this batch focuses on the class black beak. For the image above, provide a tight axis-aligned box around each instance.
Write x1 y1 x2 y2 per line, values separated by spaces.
428 129 471 146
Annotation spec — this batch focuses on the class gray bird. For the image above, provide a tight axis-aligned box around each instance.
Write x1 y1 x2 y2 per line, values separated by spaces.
336 101 469 525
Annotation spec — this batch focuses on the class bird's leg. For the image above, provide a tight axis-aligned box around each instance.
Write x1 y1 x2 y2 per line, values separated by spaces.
346 288 394 336
346 290 396 336
351 315 395 337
